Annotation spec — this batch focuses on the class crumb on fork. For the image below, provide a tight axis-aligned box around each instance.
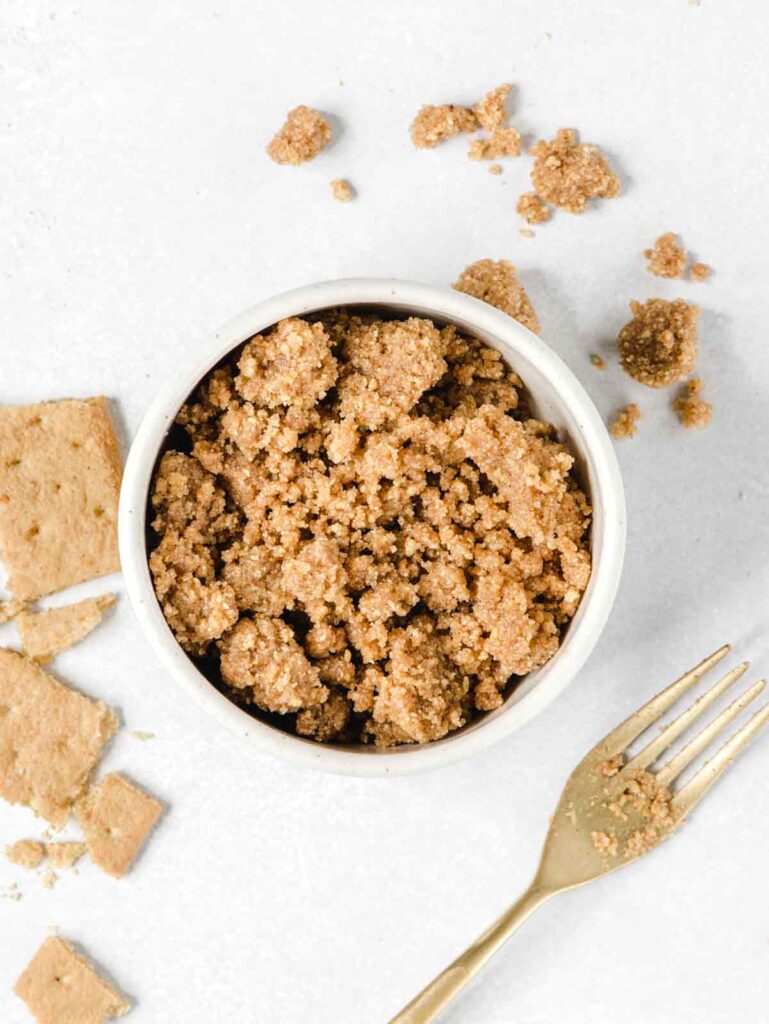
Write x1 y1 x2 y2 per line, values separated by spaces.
530 128 620 213
410 104 477 148
609 404 642 439
673 377 712 428
267 105 332 166
473 84 511 132
76 772 163 879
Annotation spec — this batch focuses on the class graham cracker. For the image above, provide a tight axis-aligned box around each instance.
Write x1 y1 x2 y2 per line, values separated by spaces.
0 649 118 827
0 598 25 624
6 839 46 869
17 593 116 662
77 773 162 878
46 841 87 869
0 398 122 601
14 936 131 1024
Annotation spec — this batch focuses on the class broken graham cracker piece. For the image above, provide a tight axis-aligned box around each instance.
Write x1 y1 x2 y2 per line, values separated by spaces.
15 936 131 1024
266 105 331 165
410 104 478 148
673 377 712 429
609 404 642 440
644 232 687 278
453 259 540 334
517 192 551 225
0 597 25 624
6 839 46 869
76 773 162 878
0 397 122 601
46 841 86 869
17 593 116 662
530 128 620 213
330 178 354 202
0 649 117 827
617 298 699 388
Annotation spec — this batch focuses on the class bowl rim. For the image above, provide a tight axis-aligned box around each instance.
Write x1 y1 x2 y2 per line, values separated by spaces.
118 277 626 777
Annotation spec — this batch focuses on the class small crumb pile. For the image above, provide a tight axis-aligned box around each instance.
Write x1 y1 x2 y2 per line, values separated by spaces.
530 128 620 213
267 105 332 166
330 178 354 202
609 403 642 440
468 84 521 161
691 261 711 281
673 377 712 429
617 298 699 388
453 259 540 335
644 232 712 281
517 192 551 225
410 104 478 149
612 769 676 858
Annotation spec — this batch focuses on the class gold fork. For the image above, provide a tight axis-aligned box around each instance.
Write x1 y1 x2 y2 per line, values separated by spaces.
390 644 769 1024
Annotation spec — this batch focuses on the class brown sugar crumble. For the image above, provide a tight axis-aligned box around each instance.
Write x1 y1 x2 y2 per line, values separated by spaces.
691 261 712 282
473 84 511 133
517 192 551 225
673 377 712 429
330 178 354 203
590 829 618 857
468 128 521 161
644 233 687 279
609 404 642 440
488 163 502 175
530 128 620 213
267 105 332 166
410 104 478 149
617 298 699 388
453 259 540 335
149 310 591 746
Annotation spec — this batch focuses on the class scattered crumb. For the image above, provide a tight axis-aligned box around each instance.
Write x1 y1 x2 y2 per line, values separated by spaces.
46 842 86 870
591 830 618 857
0 397 122 601
14 936 131 1024
473 84 511 132
267 105 332 166
0 598 25 624
530 128 620 213
590 354 606 370
132 731 154 742
644 233 687 278
691 262 711 281
41 868 57 890
609 404 642 439
519 229 535 239
330 178 354 202
2 882 22 901
468 128 521 161
517 192 551 225
17 594 116 662
598 754 624 777
617 298 699 388
673 378 712 429
453 258 540 334
6 839 46 870
410 104 477 148
488 163 502 175
611 769 676 858
0 650 118 827
76 773 163 878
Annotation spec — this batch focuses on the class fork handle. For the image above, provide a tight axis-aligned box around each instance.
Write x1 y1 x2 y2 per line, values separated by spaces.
388 883 554 1024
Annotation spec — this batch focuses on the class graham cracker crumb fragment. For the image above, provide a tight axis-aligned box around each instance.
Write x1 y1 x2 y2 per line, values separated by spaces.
15 936 131 1024
0 649 117 827
591 830 618 856
330 178 354 202
46 842 86 869
17 594 116 662
590 353 606 370
411 104 478 148
644 233 687 278
41 868 57 890
2 882 21 900
132 730 154 741
599 754 624 776
468 128 521 161
691 262 711 281
609 404 642 439
473 84 511 132
0 398 122 601
0 598 25 624
673 378 712 429
77 773 162 879
530 128 620 213
488 163 502 175
617 298 699 388
453 259 540 334
517 192 551 225
6 839 46 869
519 229 534 238
267 105 332 165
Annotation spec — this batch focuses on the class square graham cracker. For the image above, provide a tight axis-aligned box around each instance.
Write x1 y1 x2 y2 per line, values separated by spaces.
77 772 163 878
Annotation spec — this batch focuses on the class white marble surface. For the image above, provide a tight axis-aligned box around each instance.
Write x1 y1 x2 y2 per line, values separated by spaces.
1 1 768 1021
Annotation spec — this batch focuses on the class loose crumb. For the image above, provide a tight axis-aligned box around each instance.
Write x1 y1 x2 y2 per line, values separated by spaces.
519 229 534 239
6 840 46 869
609 404 642 439
617 298 699 388
598 754 624 777
2 883 22 901
473 84 511 132
468 128 521 161
530 128 620 213
410 104 477 148
267 105 332 166
644 233 687 278
41 868 57 890
590 353 606 370
453 259 540 335
517 192 551 225
132 730 155 741
591 830 618 856
46 842 86 870
691 261 711 281
488 163 502 175
330 178 354 202
673 377 712 429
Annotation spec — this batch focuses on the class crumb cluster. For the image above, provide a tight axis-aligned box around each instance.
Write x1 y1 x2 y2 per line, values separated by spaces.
149 310 591 746
644 233 687 278
453 259 540 335
609 403 642 439
673 377 712 429
330 178 354 202
267 105 332 166
530 128 620 213
517 192 551 225
617 298 699 388
410 104 478 149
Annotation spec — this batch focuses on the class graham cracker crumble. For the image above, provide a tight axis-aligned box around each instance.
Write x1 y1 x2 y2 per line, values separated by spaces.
644 233 687 278
267 105 332 166
691 262 712 281
410 104 478 148
468 129 521 161
617 770 676 857
598 754 624 777
17 593 116 663
6 839 46 869
46 842 86 869
589 354 606 370
590 830 618 856
453 259 540 335
673 377 712 429
488 163 502 175
132 730 155 741
2 882 22 901
609 404 642 440
530 128 620 213
517 192 551 225
41 868 57 890
149 311 591 746
330 178 354 202
76 772 163 879
617 298 699 388
15 936 131 1024
473 84 511 132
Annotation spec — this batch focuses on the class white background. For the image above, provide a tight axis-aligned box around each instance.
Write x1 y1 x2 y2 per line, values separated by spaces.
2 1 769 1021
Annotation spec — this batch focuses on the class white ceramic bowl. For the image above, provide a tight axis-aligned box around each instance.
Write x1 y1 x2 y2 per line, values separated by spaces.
119 278 626 776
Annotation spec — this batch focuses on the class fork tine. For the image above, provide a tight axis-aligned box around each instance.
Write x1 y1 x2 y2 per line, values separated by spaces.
657 679 766 789
620 662 749 777
595 644 731 759
671 699 769 818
